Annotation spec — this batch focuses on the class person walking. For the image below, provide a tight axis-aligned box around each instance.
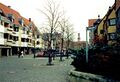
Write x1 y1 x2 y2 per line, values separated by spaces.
18 51 21 58
21 51 24 58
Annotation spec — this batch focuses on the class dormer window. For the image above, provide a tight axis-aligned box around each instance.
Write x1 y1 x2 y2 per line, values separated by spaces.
23 27 28 34
0 9 4 16
18 18 24 26
4 22 9 27
7 14 15 23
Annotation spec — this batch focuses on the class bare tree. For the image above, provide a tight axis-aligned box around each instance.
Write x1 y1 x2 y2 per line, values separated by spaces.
38 0 63 65
58 15 70 60
65 22 75 58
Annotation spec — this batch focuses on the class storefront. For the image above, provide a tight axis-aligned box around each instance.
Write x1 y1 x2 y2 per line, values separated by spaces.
0 46 11 57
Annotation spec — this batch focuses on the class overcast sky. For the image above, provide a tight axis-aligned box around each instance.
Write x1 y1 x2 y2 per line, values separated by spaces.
0 0 115 41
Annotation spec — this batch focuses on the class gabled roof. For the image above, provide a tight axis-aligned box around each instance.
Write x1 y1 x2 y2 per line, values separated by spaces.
0 2 38 34
96 3 115 29
0 2 22 25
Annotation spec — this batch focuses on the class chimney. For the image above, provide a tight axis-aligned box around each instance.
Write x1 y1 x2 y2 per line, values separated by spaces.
8 6 11 8
98 14 100 19
78 33 80 41
109 6 112 10
29 18 31 22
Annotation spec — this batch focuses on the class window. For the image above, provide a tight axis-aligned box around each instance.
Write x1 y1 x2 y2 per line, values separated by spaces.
13 26 19 32
100 30 104 34
37 35 39 38
10 35 12 40
30 39 32 43
37 41 40 44
13 36 18 41
21 38 25 42
4 22 9 27
4 33 8 39
7 14 15 23
18 19 24 26
0 20 4 25
107 33 117 40
26 38 29 42
108 18 116 26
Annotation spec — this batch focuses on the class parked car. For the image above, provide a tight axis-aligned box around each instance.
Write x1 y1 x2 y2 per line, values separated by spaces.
35 51 45 57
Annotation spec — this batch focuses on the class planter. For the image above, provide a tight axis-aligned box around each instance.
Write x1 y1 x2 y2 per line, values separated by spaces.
68 69 116 82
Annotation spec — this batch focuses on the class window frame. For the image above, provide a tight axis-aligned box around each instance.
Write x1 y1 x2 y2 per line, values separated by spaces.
108 18 116 26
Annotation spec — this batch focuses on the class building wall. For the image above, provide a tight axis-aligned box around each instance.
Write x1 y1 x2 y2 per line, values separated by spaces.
97 17 106 40
107 9 116 33
107 7 117 45
0 24 4 45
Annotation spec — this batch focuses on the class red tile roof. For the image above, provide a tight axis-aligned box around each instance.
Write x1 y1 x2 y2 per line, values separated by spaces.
22 17 37 33
88 19 97 27
22 17 30 26
0 2 22 25
0 2 37 33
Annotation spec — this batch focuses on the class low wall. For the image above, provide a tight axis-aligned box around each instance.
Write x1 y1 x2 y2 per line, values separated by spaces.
68 69 116 82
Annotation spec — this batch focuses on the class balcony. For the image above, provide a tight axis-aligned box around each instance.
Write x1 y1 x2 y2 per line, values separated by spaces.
7 27 13 31
21 34 28 38
12 41 19 47
4 39 13 46
4 28 13 34
21 42 28 47
12 31 16 34
0 38 4 45
12 31 19 36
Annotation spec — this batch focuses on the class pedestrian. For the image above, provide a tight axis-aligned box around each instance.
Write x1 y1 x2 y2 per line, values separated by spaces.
18 51 21 58
21 51 24 58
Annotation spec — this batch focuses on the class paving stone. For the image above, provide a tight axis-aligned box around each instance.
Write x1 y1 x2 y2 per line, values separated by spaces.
0 55 73 82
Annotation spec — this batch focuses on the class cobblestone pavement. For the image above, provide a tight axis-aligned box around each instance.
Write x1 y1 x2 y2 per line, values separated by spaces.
0 55 73 82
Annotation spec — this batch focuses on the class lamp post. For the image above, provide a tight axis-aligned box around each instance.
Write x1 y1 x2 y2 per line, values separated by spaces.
86 27 89 63
86 26 95 63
